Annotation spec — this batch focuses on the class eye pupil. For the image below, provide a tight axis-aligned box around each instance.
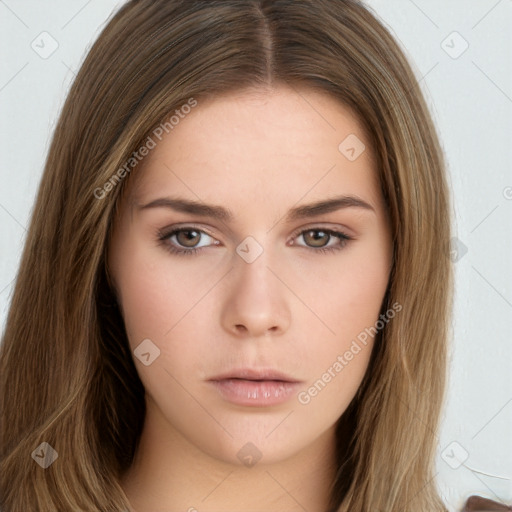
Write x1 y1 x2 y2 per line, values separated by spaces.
177 229 201 247
304 230 329 247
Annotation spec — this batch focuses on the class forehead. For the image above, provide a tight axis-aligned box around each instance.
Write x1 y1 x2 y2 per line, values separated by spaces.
127 85 382 217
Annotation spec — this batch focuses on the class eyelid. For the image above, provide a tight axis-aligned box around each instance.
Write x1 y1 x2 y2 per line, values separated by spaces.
288 226 352 252
158 223 219 239
157 224 220 249
157 223 354 255
159 222 353 241
288 221 355 239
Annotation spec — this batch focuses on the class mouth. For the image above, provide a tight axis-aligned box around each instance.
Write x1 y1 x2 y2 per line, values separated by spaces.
208 369 302 407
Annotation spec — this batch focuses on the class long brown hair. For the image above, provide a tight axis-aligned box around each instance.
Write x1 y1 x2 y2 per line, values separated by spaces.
0 1 452 510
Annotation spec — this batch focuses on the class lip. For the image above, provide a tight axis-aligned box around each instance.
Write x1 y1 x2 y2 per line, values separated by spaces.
208 368 302 407
209 368 300 382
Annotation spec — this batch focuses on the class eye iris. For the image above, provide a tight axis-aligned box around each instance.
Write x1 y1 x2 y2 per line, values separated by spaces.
304 230 329 247
172 229 337 249
176 230 201 247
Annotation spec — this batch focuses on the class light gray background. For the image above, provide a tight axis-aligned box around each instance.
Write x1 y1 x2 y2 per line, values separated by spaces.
0 1 511 510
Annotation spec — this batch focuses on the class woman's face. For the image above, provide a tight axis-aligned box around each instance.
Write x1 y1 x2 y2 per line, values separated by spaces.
109 85 392 467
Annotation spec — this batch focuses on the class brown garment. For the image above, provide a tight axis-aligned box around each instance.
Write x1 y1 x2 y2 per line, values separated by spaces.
462 495 512 511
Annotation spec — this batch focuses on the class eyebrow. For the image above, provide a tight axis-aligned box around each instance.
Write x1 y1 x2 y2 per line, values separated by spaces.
136 194 375 223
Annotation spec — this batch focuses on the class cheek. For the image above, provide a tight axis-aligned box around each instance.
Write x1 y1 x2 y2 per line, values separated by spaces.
294 283 385 421
299 243 390 340
116 266 172 346
113 245 220 391
294 239 390 393
115 242 212 345
114 262 203 408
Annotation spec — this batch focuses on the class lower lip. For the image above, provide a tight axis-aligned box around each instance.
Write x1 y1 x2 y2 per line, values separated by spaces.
210 379 300 407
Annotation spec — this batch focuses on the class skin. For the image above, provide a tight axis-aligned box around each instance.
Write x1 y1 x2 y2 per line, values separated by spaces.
109 85 392 512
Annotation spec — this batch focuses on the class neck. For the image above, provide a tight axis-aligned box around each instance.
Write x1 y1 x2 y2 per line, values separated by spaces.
121 401 339 512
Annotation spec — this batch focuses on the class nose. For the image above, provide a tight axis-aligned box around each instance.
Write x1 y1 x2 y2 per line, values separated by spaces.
220 244 291 338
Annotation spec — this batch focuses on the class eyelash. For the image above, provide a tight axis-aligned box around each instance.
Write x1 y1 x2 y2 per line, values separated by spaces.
157 226 352 257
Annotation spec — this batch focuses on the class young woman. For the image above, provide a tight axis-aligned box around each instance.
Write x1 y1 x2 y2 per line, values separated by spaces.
0 0 453 510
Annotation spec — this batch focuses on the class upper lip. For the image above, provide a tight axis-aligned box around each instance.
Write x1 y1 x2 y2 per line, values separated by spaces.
208 368 301 383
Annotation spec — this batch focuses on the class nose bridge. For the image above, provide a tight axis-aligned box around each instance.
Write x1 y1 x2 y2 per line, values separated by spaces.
220 234 291 336
235 234 267 269
233 234 279 302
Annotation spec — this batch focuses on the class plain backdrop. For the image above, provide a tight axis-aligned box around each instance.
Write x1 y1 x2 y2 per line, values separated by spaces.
0 1 511 510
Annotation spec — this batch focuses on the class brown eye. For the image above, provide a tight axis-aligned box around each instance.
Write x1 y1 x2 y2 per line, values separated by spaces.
303 229 330 247
159 227 219 255
175 229 202 247
293 228 351 253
